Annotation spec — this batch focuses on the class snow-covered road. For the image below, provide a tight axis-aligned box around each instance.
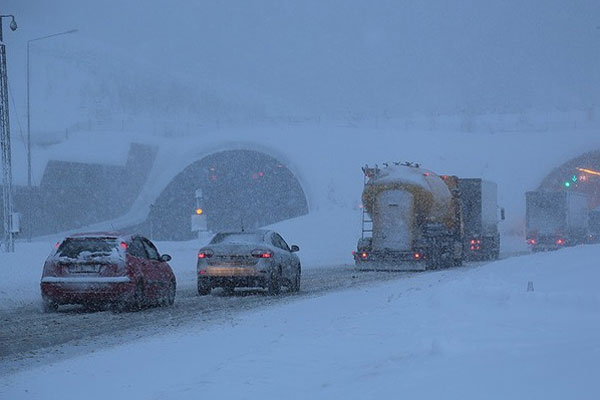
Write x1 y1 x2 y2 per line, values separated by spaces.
1 244 598 399
0 236 522 369
0 265 416 364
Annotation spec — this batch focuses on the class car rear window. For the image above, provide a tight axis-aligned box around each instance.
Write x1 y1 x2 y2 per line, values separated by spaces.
209 232 264 245
57 238 119 259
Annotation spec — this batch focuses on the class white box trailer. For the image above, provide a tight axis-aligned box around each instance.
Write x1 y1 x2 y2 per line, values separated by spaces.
589 207 600 243
458 179 503 260
525 191 589 250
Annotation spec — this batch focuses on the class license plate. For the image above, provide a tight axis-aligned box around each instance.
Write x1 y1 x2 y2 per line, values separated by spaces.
68 264 100 273
207 267 257 276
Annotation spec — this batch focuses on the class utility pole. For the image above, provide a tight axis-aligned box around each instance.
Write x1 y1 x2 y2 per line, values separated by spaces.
0 14 17 252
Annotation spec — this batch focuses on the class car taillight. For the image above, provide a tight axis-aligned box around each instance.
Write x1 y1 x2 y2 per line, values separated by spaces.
198 249 214 259
528 238 536 245
413 252 421 260
252 249 273 258
42 261 56 276
556 238 564 245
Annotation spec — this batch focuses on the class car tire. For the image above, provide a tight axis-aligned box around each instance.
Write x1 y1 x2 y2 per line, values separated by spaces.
197 281 211 296
133 281 145 310
267 268 282 296
165 279 176 306
289 267 301 293
42 297 58 313
118 281 144 312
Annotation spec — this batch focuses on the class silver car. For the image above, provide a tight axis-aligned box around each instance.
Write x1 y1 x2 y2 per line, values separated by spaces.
197 230 301 296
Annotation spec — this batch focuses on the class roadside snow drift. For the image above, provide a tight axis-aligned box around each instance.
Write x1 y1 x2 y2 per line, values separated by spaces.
2 245 599 399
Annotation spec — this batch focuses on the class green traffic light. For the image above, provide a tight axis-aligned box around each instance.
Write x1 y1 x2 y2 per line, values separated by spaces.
564 181 571 188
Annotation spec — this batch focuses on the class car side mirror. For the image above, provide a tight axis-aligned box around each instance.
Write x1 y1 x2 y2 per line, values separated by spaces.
290 245 300 252
160 254 172 262
500 208 506 221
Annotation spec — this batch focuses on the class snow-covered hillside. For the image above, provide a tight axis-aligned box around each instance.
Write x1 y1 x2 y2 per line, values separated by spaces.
11 117 600 239
2 244 599 399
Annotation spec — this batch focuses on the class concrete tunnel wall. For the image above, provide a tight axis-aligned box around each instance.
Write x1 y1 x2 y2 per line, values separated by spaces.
537 150 600 209
144 149 309 241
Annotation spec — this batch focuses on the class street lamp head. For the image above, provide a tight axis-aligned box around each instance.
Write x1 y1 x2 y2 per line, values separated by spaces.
9 16 17 31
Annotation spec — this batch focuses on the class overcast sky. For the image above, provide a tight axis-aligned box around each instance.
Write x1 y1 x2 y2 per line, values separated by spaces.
3 0 600 118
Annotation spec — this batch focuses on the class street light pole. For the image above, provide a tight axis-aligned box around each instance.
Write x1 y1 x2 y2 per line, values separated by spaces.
26 29 77 187
0 13 17 252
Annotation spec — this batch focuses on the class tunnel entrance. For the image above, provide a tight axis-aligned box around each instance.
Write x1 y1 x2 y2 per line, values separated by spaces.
537 150 600 209
148 149 309 241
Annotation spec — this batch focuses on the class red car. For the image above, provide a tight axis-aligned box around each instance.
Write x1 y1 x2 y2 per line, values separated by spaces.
40 233 176 312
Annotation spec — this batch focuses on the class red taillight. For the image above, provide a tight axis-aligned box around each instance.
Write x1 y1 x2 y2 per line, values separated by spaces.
54 241 60 249
198 249 214 259
470 238 481 251
413 252 421 260
361 252 368 259
252 249 273 258
199 270 207 275
528 238 536 245
120 242 128 250
556 238 564 245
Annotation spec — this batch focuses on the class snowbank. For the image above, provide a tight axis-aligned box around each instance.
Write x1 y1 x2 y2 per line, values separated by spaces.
2 244 599 399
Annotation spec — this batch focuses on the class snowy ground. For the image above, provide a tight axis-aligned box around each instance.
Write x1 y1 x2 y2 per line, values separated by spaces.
2 244 598 399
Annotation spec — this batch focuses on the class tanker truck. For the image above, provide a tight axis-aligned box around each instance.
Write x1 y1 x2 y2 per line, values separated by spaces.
353 162 464 271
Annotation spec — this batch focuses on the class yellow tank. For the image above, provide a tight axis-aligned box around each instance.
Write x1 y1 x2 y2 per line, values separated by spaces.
362 164 453 229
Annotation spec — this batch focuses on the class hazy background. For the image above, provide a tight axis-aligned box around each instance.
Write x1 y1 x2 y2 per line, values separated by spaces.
2 0 599 134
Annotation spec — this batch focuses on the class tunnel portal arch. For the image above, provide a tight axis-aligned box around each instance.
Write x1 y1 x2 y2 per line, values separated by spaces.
537 150 600 209
148 149 309 240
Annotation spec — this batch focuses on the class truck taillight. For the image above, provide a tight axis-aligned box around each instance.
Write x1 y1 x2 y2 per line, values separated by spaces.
470 238 481 251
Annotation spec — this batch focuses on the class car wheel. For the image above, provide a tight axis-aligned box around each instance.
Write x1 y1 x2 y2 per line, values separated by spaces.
289 267 301 293
42 297 58 313
133 281 145 310
197 280 211 296
118 281 144 312
267 268 282 296
165 279 176 306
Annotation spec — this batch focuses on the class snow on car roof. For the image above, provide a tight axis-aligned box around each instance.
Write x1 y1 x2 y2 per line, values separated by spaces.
67 232 129 240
